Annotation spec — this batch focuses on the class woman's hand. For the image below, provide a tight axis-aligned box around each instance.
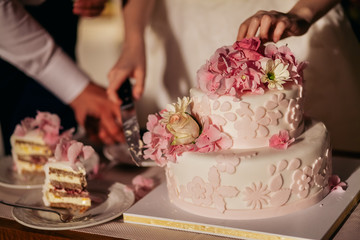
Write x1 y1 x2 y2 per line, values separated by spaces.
237 0 341 42
107 39 146 104
237 10 310 42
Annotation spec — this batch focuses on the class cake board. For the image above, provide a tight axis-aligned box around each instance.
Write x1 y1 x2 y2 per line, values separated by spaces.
123 156 360 240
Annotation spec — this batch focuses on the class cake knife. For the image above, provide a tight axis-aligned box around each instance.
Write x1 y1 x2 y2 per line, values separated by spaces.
117 79 154 167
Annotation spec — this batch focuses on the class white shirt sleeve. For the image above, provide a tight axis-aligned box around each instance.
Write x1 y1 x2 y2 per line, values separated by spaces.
0 0 89 104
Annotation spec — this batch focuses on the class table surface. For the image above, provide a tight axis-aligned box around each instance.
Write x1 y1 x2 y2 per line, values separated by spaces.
1 152 360 240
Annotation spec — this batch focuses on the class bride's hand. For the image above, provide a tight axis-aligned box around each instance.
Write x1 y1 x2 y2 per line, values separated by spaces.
237 10 310 42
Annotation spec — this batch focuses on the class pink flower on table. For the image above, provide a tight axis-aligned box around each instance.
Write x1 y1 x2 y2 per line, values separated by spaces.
269 130 295 149
329 175 347 192
131 175 155 200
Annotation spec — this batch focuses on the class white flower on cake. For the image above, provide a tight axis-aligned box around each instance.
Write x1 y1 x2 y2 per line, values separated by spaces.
161 97 200 145
261 59 290 90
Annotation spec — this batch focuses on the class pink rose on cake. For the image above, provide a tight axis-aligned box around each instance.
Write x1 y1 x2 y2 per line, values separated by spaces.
143 97 232 166
161 97 200 145
196 37 306 98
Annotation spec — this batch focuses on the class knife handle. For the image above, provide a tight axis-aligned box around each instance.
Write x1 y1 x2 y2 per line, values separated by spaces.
117 78 133 108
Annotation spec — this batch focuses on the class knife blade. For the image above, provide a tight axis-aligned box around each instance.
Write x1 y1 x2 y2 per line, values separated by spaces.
117 79 154 167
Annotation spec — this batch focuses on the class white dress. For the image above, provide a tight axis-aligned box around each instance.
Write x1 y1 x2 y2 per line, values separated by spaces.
137 0 360 152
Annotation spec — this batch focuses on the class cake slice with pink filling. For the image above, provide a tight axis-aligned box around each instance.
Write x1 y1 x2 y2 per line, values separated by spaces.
42 139 95 213
10 111 73 176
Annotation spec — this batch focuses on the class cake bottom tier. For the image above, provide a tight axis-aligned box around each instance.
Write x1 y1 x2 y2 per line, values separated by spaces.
165 119 332 219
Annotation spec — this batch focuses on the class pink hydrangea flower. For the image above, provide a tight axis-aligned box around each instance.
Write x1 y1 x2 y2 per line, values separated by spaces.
143 110 233 166
269 130 295 149
143 113 174 166
197 37 306 97
12 111 74 147
329 175 347 192
197 38 266 97
264 43 307 85
195 119 233 153
53 138 95 166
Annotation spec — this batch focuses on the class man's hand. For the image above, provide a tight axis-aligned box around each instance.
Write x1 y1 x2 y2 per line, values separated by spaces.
73 0 108 17
70 82 124 144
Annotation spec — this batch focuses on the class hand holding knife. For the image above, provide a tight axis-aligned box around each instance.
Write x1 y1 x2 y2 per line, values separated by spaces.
116 79 154 167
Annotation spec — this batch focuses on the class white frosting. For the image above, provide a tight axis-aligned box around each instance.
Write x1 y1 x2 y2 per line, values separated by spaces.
166 120 331 219
42 192 91 207
10 130 46 146
10 130 51 174
190 84 304 149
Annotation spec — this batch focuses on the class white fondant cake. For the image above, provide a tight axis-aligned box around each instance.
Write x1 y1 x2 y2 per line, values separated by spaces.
166 119 331 219
191 83 304 149
143 38 333 219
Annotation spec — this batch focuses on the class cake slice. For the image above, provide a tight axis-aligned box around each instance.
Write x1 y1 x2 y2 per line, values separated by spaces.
43 161 91 213
10 111 73 175
42 139 95 213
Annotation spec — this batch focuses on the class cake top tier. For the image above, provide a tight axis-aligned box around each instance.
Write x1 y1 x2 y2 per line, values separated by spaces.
196 37 306 98
143 38 306 167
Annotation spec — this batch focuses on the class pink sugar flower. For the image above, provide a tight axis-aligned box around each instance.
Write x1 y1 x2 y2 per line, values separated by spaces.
143 106 233 166
12 111 73 147
132 175 155 200
233 37 261 51
269 130 295 149
53 138 95 166
143 113 174 166
329 175 347 192
196 119 232 153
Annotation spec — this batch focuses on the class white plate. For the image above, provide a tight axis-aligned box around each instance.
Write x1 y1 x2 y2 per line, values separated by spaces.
12 182 134 230
0 153 100 189
0 156 44 189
